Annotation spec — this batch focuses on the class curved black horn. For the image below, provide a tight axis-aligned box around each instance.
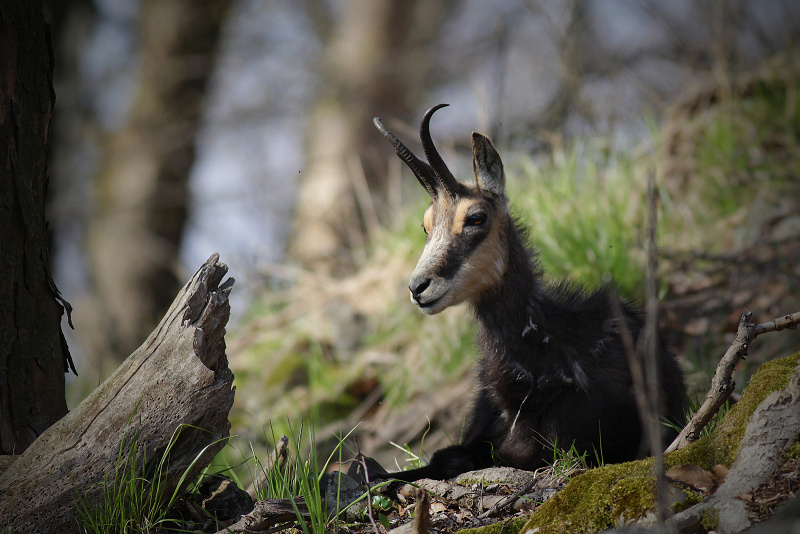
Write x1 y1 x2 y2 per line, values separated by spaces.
420 104 459 200
373 117 438 199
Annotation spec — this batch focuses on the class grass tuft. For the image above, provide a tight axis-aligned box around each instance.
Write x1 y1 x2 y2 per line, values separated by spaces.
73 414 223 534
246 421 363 534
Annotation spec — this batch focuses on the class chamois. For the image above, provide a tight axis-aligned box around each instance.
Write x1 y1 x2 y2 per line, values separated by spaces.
372 104 687 482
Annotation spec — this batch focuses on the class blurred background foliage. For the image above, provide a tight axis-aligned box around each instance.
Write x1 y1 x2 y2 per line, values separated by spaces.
45 0 800 478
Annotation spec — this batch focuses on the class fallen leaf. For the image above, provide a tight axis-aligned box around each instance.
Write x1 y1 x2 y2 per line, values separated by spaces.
429 501 448 514
710 464 729 485
666 464 716 493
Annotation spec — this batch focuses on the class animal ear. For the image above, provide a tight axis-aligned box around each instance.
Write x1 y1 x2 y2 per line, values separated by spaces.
472 132 505 196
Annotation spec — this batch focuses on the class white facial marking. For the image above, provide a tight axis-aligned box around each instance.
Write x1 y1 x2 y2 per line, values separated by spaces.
410 192 507 314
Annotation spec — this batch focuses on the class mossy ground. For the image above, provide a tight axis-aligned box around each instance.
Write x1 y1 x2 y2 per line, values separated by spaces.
459 351 800 534
455 517 528 534
667 351 800 470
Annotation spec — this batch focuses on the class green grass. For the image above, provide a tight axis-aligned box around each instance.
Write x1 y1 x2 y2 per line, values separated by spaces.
548 434 607 480
387 418 435 472
244 421 366 534
509 142 650 300
73 416 223 534
660 67 800 254
73 415 371 534
548 443 593 480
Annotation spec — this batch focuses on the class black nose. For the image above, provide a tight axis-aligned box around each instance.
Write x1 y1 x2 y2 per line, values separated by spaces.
409 278 431 303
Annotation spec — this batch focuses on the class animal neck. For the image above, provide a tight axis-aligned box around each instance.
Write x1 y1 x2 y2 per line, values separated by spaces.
469 215 549 361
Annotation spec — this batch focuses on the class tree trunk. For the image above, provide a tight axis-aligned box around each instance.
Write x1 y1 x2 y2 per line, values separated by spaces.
0 255 235 534
0 0 72 455
84 0 230 368
290 0 450 274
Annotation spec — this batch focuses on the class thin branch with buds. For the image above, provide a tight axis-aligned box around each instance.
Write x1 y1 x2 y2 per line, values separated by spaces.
666 310 800 453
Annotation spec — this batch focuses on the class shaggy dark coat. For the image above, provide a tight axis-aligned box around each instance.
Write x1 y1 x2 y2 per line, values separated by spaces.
388 214 687 482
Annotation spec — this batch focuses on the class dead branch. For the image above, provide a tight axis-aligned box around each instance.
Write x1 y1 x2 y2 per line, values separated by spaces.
644 170 670 522
411 487 431 534
359 452 383 534
476 475 537 519
215 498 310 534
667 309 800 452
754 311 800 336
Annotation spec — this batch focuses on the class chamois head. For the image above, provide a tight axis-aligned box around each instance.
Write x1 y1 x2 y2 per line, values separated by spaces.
374 104 509 314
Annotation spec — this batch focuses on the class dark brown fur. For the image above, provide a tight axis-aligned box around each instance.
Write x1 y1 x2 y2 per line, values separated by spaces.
373 105 687 481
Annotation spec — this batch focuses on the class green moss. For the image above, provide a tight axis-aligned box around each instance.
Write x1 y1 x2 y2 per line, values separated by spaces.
667 351 800 469
785 442 800 461
518 460 656 534
672 489 703 513
455 517 528 534
700 507 719 531
456 351 800 534
608 475 656 521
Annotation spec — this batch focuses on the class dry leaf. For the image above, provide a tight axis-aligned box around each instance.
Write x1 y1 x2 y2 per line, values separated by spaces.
666 464 716 493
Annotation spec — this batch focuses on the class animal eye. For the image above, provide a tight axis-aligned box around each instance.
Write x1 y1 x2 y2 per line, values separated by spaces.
421 224 428 235
466 213 486 226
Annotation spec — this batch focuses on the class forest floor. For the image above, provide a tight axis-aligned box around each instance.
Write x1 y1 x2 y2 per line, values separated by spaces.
174 452 800 534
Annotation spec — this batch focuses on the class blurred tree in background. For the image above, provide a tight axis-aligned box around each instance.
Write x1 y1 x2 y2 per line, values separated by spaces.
84 0 231 365
29 0 799 404
289 0 453 274
85 0 230 367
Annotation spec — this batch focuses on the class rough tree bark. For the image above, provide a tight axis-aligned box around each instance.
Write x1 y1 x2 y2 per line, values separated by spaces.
0 0 73 455
0 255 235 534
85 0 230 367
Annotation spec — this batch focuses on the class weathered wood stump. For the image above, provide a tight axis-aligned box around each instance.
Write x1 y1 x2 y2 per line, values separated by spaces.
0 254 236 533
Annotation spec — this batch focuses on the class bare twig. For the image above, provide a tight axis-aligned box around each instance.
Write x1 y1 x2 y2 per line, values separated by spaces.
411 487 430 534
754 311 800 336
357 452 382 534
609 294 649 455
643 171 670 523
476 474 537 519
667 311 755 452
666 309 800 452
247 435 289 499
